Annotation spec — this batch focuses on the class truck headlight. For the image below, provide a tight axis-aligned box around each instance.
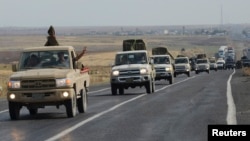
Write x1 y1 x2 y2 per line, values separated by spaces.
112 70 119 76
56 78 71 87
140 68 148 74
8 81 21 89
165 67 171 71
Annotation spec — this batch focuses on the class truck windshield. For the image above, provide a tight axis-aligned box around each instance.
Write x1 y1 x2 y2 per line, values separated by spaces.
196 59 208 64
115 52 147 65
153 57 170 64
19 50 70 70
175 58 188 64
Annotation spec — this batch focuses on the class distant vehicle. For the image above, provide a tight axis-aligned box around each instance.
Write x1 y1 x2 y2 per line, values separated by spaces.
225 61 235 69
151 47 174 84
241 56 250 67
209 59 218 71
216 59 225 70
174 57 191 77
242 48 250 67
195 58 210 74
218 46 228 59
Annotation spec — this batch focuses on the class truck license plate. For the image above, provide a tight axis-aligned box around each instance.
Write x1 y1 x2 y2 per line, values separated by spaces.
32 93 44 99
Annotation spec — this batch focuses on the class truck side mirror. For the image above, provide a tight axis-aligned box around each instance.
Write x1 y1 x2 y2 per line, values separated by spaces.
12 63 18 72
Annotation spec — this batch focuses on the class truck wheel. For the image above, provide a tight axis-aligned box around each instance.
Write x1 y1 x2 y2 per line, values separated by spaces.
119 88 124 95
77 89 87 113
187 71 190 77
28 108 38 115
195 71 198 74
169 76 173 84
207 70 210 74
65 94 77 118
146 80 152 94
174 72 177 77
111 84 117 95
9 101 21 120
152 80 155 93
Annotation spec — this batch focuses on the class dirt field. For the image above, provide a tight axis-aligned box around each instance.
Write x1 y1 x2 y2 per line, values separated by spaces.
0 35 229 98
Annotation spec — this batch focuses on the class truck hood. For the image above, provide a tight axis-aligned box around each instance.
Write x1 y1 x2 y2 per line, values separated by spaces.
154 64 172 68
174 64 188 67
10 69 72 79
112 64 149 70
196 63 209 66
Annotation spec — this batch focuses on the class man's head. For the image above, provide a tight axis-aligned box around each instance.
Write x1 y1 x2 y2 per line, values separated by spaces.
57 52 65 61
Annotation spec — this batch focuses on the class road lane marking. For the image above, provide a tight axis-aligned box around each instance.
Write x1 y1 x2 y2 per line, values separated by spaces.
0 109 8 114
155 76 196 92
88 88 110 94
45 94 146 141
226 69 237 124
45 76 197 141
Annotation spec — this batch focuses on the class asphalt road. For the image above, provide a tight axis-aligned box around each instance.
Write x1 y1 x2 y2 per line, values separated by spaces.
0 69 245 141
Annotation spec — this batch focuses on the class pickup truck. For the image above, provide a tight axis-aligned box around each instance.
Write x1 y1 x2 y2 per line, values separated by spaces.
151 47 174 84
174 56 191 77
7 46 90 120
195 58 210 74
110 39 155 95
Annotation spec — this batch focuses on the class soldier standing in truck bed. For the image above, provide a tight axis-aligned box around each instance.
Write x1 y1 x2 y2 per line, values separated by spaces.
44 25 59 46
44 25 87 61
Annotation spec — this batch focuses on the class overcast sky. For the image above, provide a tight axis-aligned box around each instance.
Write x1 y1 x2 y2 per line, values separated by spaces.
0 0 250 27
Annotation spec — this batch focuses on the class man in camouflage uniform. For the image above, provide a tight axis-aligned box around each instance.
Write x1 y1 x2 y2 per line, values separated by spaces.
44 25 59 46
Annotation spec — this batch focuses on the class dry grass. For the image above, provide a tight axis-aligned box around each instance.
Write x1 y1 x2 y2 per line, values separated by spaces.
242 67 250 76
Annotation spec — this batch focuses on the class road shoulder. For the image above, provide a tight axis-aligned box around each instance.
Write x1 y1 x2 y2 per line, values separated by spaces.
231 69 250 124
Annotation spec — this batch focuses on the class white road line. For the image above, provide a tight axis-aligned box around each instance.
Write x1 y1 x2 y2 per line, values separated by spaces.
45 94 146 141
88 88 110 94
45 76 196 141
0 109 8 114
155 76 196 93
226 69 237 124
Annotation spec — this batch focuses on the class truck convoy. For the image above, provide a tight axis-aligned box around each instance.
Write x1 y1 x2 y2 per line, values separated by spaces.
110 39 155 95
151 47 174 84
7 46 90 120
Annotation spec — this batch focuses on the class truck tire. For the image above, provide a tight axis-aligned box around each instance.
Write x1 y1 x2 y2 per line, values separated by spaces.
9 101 21 120
174 72 177 77
28 108 38 115
77 89 87 113
111 84 117 95
65 94 77 118
169 76 173 84
187 71 190 77
152 79 155 93
119 87 124 95
146 80 152 94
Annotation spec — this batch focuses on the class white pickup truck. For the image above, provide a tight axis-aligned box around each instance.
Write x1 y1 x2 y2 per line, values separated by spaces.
110 39 155 95
151 47 174 84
